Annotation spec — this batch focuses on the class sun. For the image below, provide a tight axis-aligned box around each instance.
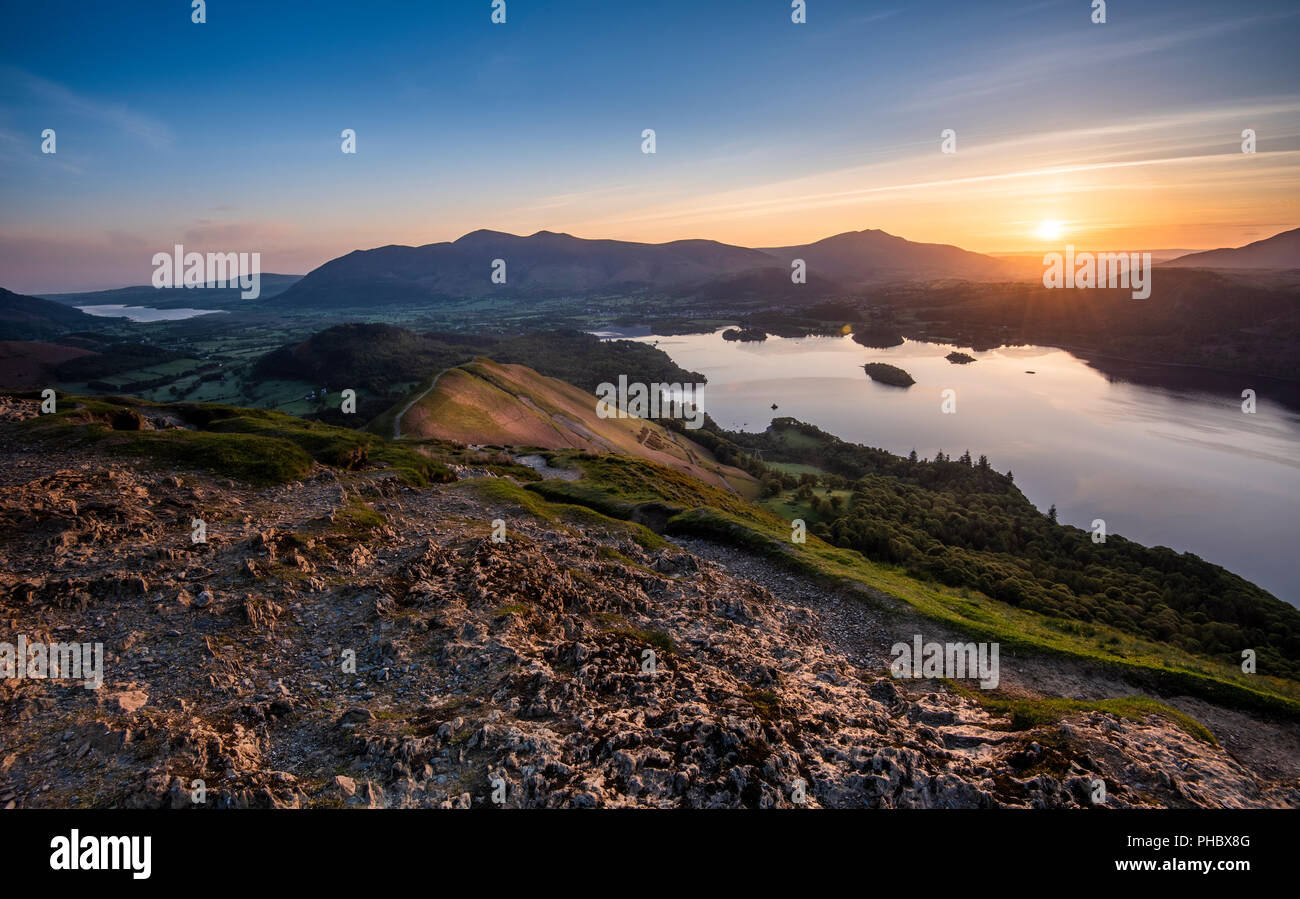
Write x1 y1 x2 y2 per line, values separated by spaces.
1037 220 1065 241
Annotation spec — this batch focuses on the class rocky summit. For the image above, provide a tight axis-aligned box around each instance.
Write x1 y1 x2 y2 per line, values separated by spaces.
0 395 1295 810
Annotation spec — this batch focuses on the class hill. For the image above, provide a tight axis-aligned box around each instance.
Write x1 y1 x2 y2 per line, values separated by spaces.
272 230 775 308
0 288 100 340
0 340 97 388
253 324 706 426
40 273 302 309
384 357 755 494
1165 228 1300 270
764 229 1011 283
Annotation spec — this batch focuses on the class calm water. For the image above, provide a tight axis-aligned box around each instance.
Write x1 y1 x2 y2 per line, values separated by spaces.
77 304 224 322
633 330 1300 605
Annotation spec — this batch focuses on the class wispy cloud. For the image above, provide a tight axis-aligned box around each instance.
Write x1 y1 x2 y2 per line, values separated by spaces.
0 125 84 173
3 67 173 150
910 13 1300 109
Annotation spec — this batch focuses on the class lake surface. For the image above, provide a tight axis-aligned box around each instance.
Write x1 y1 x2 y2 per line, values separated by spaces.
631 329 1300 605
76 305 224 322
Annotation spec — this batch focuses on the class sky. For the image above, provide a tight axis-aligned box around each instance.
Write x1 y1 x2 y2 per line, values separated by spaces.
1 0 1297 292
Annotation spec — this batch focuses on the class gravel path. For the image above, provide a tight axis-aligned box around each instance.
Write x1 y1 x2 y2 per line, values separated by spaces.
392 368 452 439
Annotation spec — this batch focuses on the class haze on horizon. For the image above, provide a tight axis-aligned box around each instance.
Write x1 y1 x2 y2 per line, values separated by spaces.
1 0 1297 293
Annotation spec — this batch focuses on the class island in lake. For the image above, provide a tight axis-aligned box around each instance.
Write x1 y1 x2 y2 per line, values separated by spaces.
862 362 915 387
946 351 976 364
722 327 767 342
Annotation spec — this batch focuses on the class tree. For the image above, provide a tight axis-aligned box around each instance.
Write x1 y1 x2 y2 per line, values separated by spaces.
908 449 918 463
1047 504 1058 523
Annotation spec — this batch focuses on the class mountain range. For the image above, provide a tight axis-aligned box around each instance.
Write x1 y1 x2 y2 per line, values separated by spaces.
19 227 1297 314
267 228 1017 308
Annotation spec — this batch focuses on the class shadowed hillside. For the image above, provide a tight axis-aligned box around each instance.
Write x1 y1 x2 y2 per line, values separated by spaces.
0 288 99 340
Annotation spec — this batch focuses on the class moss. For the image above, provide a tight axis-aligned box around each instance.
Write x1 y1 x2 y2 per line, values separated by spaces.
744 688 782 722
461 478 664 546
607 626 675 655
945 681 1217 745
197 410 371 468
104 429 314 484
369 444 456 487
9 393 459 487
333 498 386 534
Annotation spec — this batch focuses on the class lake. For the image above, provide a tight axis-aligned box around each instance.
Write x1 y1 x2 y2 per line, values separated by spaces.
76 305 225 322
630 329 1300 605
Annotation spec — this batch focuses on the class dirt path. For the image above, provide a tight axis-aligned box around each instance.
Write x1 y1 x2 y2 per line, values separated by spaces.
392 368 451 439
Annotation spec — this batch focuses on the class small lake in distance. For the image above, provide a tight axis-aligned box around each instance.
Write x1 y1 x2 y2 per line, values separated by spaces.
76 305 225 322
629 329 1300 606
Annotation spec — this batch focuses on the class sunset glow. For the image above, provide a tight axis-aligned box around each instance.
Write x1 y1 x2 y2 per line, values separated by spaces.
0 0 1296 291
1036 220 1065 242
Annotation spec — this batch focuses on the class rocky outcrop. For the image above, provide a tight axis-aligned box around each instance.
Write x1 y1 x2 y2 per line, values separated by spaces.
0 401 1294 809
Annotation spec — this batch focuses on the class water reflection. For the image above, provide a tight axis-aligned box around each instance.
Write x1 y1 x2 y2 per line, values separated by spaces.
631 329 1300 605
77 305 224 322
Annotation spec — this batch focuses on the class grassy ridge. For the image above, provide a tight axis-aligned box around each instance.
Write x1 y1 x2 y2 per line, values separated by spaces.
943 681 1217 745
9 392 454 486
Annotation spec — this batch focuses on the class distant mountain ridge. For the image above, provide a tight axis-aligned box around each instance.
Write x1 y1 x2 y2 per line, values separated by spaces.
1165 228 1300 270
40 273 302 309
0 288 98 340
271 227 1016 308
762 229 1010 282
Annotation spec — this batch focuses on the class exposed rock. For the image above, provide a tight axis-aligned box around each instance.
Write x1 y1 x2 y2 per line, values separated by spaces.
0 439 1293 810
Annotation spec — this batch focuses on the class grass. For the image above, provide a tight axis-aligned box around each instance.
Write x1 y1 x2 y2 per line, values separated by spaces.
744 688 782 722
9 392 456 487
10 390 1297 722
944 681 1217 745
457 476 667 551
369 443 456 487
333 498 387 534
759 486 854 524
604 624 675 655
106 429 315 484
528 453 757 521
764 461 831 478
506 452 1300 720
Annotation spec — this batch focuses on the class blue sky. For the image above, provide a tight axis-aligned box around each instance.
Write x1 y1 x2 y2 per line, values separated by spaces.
1 0 1297 291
